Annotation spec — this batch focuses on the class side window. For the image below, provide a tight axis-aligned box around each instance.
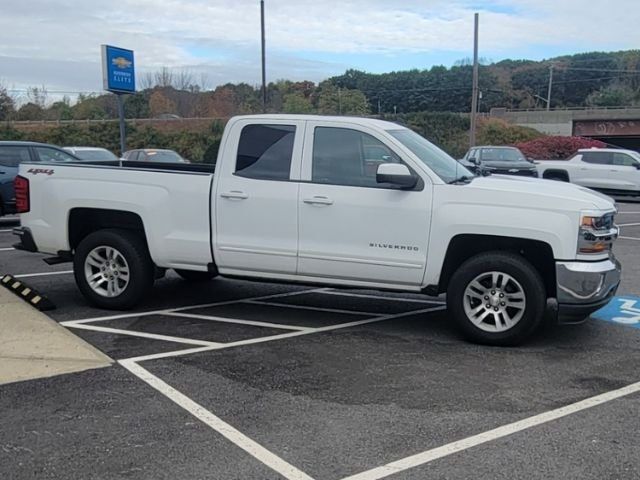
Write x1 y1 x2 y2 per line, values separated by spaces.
235 124 295 181
0 146 31 167
35 147 77 163
312 127 404 187
612 153 638 167
582 152 612 165
466 149 476 160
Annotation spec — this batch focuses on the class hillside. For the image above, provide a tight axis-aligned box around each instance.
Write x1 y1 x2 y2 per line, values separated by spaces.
1 50 639 122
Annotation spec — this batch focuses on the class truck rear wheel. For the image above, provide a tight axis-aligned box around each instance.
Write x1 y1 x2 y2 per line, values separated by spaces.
74 229 154 310
447 251 546 346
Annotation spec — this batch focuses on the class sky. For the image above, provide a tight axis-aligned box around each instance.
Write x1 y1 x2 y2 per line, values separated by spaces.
1 0 639 102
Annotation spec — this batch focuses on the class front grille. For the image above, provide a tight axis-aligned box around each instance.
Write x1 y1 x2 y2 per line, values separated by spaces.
490 168 537 177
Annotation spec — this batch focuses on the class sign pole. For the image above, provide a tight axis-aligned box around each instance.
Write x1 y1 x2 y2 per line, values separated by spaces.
101 44 135 165
469 13 479 148
117 93 126 165
260 0 267 113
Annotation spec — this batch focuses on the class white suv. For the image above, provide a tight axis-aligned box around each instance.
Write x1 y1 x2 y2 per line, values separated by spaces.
537 148 640 195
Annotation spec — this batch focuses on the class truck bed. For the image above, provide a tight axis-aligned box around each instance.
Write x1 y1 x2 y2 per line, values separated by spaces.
19 161 215 271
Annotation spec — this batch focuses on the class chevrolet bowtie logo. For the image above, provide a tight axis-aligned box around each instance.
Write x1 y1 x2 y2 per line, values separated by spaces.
112 56 132 69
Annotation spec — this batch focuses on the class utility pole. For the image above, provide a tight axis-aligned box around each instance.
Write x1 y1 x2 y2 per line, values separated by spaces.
378 98 381 115
546 65 553 111
338 87 342 114
260 0 267 113
469 13 479 148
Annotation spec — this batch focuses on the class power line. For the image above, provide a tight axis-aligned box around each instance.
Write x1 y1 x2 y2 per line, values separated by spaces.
559 66 640 73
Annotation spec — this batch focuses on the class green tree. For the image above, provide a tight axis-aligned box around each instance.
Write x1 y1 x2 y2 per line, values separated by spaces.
282 93 314 113
317 83 369 115
16 102 44 120
0 85 15 120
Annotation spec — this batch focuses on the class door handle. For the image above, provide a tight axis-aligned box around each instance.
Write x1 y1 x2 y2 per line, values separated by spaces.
303 196 334 205
220 190 248 200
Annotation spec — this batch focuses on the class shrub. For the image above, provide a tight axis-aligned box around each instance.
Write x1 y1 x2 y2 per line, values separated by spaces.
515 136 607 160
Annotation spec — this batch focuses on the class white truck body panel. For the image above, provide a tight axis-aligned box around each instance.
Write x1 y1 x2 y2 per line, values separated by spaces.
19 115 617 293
537 149 640 193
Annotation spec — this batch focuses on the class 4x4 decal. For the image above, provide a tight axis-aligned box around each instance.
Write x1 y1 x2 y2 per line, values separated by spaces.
27 168 54 176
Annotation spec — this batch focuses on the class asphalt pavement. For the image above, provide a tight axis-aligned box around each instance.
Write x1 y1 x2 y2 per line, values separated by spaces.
0 204 639 480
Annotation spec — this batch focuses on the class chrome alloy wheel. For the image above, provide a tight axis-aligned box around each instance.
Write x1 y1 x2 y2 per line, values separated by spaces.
462 271 526 332
84 246 130 298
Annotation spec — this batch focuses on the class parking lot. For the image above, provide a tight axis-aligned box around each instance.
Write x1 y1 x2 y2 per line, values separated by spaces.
1 202 639 480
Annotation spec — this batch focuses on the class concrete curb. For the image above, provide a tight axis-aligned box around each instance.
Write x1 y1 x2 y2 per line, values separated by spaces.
0 286 112 385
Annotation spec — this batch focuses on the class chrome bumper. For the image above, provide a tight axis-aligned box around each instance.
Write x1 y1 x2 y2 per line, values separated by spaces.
554 256 621 323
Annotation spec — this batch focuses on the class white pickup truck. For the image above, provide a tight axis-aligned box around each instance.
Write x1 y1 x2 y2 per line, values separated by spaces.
13 115 621 345
537 148 640 196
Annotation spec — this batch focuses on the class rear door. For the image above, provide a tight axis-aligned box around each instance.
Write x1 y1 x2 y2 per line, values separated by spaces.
297 121 431 287
213 119 304 275
0 145 34 215
572 151 614 189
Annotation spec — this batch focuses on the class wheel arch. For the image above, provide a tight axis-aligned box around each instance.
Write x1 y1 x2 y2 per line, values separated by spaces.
68 208 149 252
542 169 570 181
438 234 556 298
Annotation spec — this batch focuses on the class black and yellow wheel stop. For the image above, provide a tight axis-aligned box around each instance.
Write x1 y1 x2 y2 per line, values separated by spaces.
1 274 55 311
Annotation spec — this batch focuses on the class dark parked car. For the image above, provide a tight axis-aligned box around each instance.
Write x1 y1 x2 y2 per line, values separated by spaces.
122 149 189 163
460 146 538 177
0 141 79 216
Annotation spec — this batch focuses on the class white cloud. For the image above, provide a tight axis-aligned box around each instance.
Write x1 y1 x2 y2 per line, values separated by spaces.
0 0 639 94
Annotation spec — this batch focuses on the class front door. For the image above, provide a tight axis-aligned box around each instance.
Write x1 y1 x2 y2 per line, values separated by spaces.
608 152 640 192
214 120 303 275
297 122 431 288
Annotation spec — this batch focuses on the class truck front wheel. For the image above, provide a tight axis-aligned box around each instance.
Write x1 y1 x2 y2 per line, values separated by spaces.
447 252 546 346
74 229 155 310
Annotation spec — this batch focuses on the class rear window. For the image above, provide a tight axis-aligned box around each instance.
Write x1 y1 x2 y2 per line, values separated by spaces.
235 124 295 181
0 146 31 167
581 152 612 165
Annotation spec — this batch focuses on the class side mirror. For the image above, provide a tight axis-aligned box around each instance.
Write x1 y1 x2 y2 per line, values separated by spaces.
376 163 417 188
634 163 640 170
468 157 479 165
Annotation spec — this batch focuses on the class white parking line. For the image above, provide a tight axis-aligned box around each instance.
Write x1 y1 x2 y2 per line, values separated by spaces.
340 380 640 480
14 270 73 278
0 229 12 233
61 322 221 347
68 288 326 325
125 305 446 364
619 236 640 241
320 289 446 305
618 222 640 227
617 211 640 214
115 304 445 480
120 359 316 480
167 311 312 331
243 299 378 316
0 247 14 251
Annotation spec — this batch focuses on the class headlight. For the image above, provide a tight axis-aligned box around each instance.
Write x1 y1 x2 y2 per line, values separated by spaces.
578 213 618 254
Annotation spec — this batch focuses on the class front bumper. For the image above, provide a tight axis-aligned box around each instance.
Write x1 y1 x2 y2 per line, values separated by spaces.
554 256 621 323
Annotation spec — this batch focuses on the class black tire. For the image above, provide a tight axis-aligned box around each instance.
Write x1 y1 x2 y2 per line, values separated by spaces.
447 251 546 346
73 229 154 310
174 269 217 282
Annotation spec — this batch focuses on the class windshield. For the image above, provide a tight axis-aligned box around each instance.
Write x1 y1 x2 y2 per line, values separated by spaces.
389 129 473 183
145 150 186 163
74 149 118 161
480 147 525 162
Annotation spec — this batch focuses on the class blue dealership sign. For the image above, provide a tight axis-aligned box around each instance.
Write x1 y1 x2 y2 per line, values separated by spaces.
101 45 135 93
591 296 640 329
